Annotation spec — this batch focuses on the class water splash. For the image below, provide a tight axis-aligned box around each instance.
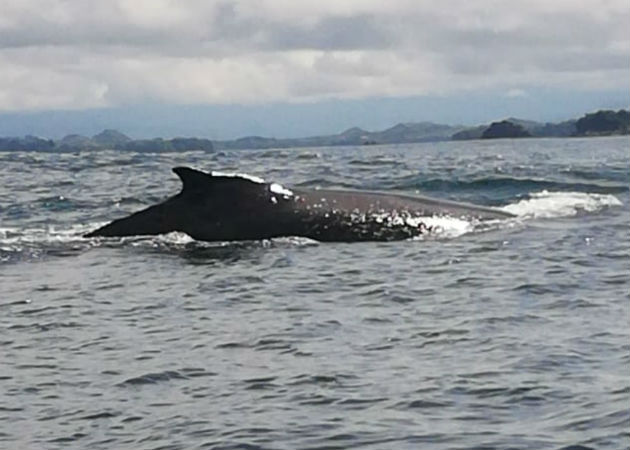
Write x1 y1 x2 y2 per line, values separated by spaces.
501 190 622 219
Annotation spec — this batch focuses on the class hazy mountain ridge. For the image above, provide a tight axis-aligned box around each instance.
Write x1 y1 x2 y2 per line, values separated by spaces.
213 121 465 150
0 110 627 152
452 118 578 140
0 130 215 152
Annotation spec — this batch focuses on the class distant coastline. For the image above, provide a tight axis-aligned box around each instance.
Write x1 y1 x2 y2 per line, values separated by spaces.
1 109 627 152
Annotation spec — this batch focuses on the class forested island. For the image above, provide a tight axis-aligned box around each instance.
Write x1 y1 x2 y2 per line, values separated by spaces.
0 109 627 152
453 109 629 140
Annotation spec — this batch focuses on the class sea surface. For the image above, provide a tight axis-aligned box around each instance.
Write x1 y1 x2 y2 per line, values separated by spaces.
1 137 628 450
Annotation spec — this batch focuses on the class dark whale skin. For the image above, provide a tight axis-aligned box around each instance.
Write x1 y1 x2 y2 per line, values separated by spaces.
84 167 513 242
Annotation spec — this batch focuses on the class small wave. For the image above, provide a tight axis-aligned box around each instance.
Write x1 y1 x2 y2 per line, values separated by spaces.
115 233 320 250
295 152 321 160
0 226 197 248
117 368 215 387
402 399 453 409
501 191 622 219
0 224 103 264
348 158 408 168
393 176 627 198
0 225 325 265
125 231 195 246
118 370 188 386
267 236 320 247
0 223 101 245
77 411 120 420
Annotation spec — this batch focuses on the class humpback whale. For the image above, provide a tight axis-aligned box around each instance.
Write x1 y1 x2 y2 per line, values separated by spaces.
85 167 513 242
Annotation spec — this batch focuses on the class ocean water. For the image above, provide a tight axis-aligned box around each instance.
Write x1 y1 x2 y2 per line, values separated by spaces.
0 137 628 450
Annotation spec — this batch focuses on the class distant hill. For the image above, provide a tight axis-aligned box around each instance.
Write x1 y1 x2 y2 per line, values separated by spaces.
451 125 486 140
481 121 531 139
122 137 215 152
575 110 629 136
0 109 627 151
0 135 55 151
57 134 97 150
454 118 578 140
214 121 464 150
92 129 132 147
528 119 578 137
452 119 578 140
452 110 628 141
370 122 464 144
0 130 214 152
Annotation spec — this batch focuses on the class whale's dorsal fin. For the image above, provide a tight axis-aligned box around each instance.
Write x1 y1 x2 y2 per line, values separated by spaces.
173 166 267 194
173 167 214 193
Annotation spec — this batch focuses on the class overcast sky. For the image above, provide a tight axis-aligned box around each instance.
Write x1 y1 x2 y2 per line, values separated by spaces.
1 0 628 138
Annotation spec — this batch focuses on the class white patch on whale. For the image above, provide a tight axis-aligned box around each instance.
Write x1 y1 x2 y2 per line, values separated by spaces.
210 171 265 184
270 183 293 197
409 215 475 238
208 170 293 198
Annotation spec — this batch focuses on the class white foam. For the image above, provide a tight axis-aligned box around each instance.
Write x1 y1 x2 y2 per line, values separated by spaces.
269 236 320 246
270 183 293 197
409 216 475 238
151 231 195 244
128 231 195 246
0 223 103 245
358 212 475 239
210 171 265 184
501 190 622 219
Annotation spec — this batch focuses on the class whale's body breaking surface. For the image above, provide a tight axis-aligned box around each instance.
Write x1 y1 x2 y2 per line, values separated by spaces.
84 167 514 242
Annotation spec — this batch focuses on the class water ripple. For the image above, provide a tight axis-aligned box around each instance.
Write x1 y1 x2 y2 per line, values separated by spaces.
0 138 628 450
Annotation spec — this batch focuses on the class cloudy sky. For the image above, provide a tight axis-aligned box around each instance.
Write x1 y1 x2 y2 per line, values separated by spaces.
1 0 628 138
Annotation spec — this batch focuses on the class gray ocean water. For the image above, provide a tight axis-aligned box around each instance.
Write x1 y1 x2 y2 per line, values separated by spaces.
1 137 628 450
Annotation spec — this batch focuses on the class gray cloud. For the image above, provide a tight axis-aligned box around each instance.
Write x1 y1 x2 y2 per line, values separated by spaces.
258 15 392 51
0 0 627 110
